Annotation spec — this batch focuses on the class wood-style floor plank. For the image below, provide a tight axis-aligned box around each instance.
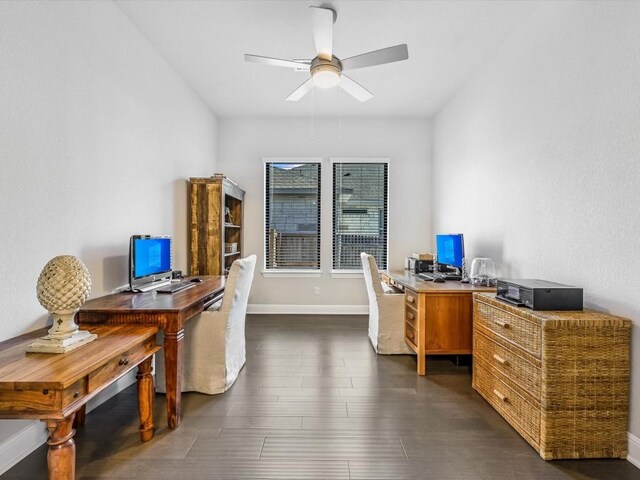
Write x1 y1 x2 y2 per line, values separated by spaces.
3 314 639 480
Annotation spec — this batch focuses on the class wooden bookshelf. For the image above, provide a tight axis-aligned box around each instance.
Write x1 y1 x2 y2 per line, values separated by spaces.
189 176 245 276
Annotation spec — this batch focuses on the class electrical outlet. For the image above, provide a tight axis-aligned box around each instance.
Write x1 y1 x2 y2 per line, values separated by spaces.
314 286 320 295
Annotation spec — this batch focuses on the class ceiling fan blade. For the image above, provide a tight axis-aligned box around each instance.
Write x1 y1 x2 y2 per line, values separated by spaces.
341 44 409 71
340 75 373 103
310 6 334 61
286 78 314 102
244 54 310 70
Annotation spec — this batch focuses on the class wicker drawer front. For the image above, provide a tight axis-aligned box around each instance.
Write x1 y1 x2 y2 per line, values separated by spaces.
475 300 541 357
473 330 541 400
405 323 418 349
474 362 540 448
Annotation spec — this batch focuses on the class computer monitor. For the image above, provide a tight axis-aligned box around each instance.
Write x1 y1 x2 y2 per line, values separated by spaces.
129 235 172 291
435 233 465 271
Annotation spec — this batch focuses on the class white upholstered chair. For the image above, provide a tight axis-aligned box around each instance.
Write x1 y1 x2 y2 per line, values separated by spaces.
156 254 257 395
361 252 412 354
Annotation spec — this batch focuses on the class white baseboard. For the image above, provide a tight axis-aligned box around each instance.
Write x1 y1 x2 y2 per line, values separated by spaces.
0 422 47 476
247 304 368 315
0 371 137 476
629 432 640 469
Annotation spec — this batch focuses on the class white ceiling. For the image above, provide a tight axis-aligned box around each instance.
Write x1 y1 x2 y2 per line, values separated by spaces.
116 0 538 118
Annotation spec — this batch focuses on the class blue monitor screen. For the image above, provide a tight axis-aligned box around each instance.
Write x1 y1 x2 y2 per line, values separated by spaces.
436 234 464 269
133 237 171 278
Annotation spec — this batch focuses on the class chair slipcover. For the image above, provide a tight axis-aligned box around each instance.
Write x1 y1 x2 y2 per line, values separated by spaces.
156 254 256 394
361 252 412 354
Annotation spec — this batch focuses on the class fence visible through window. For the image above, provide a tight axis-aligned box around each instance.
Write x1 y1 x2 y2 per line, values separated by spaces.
333 161 388 270
265 162 321 270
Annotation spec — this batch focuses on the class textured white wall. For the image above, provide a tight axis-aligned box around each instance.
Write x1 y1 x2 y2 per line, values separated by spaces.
0 0 217 459
218 117 431 309
432 1 640 436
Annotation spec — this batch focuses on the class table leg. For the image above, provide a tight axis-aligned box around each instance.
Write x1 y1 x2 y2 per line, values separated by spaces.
72 405 86 428
45 414 76 480
137 356 155 442
163 329 184 429
417 353 426 375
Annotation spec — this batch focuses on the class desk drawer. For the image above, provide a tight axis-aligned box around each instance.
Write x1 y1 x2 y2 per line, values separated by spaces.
62 379 88 410
475 300 541 357
405 323 418 350
404 288 418 309
88 338 156 393
405 304 418 329
474 361 540 449
473 330 541 400
0 378 88 415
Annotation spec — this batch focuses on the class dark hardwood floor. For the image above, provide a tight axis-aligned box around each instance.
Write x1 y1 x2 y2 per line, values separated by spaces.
4 315 640 479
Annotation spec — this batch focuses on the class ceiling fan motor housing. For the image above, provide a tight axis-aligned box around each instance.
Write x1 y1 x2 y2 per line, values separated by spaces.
310 55 342 88
311 55 342 77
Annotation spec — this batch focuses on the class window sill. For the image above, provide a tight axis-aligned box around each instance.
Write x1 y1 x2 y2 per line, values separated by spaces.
262 270 323 278
330 270 364 279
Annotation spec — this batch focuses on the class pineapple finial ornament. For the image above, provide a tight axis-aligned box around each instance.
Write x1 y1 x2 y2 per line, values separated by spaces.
27 256 97 353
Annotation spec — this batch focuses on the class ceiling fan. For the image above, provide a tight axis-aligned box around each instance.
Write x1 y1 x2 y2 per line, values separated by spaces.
244 6 409 103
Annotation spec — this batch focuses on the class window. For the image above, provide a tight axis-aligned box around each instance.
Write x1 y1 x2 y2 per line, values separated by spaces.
265 161 321 270
332 159 389 270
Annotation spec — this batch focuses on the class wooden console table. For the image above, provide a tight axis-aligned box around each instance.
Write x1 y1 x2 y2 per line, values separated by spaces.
77 276 225 429
382 270 495 375
0 324 160 480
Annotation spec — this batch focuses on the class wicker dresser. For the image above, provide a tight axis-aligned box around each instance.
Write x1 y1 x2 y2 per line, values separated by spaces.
472 293 631 460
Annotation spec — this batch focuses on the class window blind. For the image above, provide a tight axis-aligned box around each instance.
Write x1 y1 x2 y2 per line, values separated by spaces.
265 162 321 270
333 162 388 270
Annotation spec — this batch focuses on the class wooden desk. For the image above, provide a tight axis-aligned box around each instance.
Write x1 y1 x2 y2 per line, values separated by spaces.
77 276 225 429
0 324 160 480
382 270 495 375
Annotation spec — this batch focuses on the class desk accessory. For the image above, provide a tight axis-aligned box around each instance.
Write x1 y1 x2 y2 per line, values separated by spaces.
28 255 96 353
469 257 496 286
408 257 432 273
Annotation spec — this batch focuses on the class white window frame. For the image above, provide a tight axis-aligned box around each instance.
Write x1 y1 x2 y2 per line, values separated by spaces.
262 157 323 278
330 157 390 278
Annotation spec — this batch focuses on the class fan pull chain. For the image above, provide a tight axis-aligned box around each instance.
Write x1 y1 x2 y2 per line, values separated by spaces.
338 77 342 141
310 84 315 141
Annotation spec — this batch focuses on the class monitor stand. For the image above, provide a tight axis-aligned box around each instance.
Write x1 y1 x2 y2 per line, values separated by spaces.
133 279 171 293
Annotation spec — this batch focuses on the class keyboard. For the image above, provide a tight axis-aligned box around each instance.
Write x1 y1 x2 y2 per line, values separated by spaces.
417 272 463 282
156 281 195 294
418 272 437 281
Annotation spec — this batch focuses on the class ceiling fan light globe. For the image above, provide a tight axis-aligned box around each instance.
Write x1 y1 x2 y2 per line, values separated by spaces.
312 70 340 88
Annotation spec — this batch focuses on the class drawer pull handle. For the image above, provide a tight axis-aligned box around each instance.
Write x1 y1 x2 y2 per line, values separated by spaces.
407 295 415 304
494 320 509 328
493 389 508 402
119 358 129 366
407 312 414 321
492 354 508 365
73 391 79 399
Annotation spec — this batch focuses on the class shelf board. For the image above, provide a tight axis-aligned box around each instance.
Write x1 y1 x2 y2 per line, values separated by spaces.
224 224 241 229
224 252 241 257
